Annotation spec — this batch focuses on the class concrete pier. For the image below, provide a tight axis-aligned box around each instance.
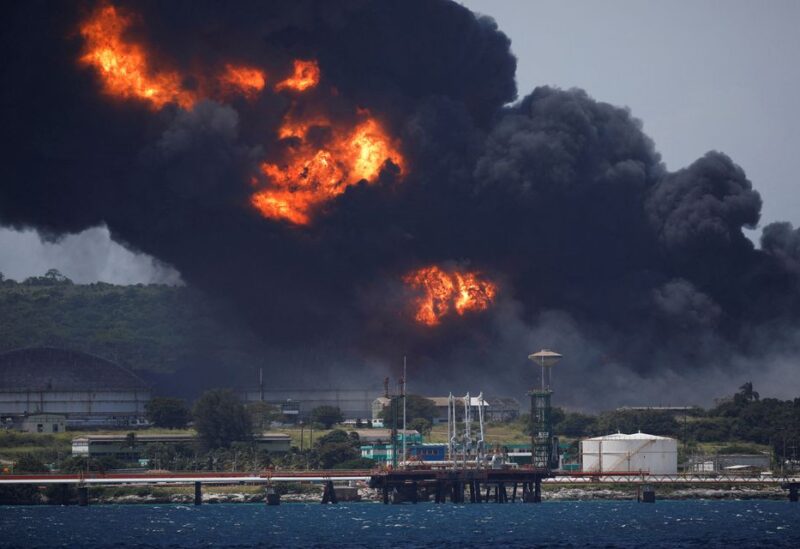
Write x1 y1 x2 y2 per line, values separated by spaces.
371 468 551 504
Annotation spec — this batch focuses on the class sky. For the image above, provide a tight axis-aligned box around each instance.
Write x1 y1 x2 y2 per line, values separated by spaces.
1 0 798 284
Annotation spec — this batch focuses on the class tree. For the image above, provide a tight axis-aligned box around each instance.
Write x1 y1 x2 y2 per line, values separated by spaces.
317 442 359 468
333 457 375 470
0 454 46 504
124 432 137 459
246 401 281 431
310 406 343 429
146 397 190 429
737 381 760 403
44 269 71 283
378 395 437 424
192 389 253 449
315 429 351 446
408 418 432 436
555 412 597 437
14 454 48 473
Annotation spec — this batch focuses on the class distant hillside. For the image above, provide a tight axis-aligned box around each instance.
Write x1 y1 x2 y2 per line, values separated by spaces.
0 270 259 374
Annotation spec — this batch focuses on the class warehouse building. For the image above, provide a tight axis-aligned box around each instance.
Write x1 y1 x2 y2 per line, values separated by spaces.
581 432 678 474
0 347 151 428
71 432 291 458
19 413 66 434
241 387 381 420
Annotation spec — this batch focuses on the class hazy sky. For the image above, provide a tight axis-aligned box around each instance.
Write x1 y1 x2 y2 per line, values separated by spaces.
1 0 798 284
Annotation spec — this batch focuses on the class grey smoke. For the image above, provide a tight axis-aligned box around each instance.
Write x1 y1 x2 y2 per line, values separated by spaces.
0 225 181 285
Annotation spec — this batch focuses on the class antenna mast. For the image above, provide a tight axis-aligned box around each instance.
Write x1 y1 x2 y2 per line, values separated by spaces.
402 356 407 467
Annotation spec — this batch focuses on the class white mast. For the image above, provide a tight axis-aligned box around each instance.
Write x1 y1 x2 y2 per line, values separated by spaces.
463 392 471 465
477 392 485 463
448 393 456 464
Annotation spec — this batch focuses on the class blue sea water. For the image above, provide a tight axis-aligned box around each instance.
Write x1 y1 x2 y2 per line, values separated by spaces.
1 500 798 548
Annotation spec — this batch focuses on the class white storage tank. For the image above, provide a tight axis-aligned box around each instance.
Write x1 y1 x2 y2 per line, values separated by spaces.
581 432 677 474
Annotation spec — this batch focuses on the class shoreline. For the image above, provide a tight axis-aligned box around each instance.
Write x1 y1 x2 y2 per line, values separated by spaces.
2 485 789 505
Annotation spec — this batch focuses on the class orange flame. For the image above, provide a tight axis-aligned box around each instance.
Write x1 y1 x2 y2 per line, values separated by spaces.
219 64 266 99
404 266 497 326
78 3 196 110
275 60 321 92
252 114 404 225
78 2 406 224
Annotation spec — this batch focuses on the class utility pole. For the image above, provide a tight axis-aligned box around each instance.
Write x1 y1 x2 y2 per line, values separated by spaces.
391 383 398 469
300 421 304 452
402 356 407 468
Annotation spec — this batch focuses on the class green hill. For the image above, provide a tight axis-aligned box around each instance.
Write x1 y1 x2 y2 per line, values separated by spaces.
0 270 255 373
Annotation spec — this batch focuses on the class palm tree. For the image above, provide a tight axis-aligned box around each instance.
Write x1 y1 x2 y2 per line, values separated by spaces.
738 381 760 402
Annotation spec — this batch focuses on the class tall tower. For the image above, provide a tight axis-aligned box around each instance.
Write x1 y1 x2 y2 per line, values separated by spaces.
528 349 562 470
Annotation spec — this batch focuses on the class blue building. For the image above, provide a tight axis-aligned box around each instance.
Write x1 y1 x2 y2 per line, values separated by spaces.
361 442 447 463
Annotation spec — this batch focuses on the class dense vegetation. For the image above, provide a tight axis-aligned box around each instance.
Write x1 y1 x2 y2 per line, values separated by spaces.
145 398 191 429
376 395 438 436
0 270 262 373
548 383 800 464
192 390 253 449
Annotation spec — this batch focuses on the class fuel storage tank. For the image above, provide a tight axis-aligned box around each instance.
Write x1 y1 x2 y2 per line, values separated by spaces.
581 432 677 474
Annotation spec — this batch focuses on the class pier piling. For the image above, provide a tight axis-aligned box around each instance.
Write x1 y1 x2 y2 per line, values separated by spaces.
784 483 799 502
194 482 202 506
638 484 656 503
321 480 338 504
265 486 280 506
78 486 88 507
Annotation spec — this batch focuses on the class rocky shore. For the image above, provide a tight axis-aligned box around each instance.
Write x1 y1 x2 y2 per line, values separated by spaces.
66 485 789 504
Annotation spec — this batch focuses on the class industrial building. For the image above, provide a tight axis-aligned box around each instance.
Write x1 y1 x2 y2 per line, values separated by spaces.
344 429 420 446
687 453 771 473
361 442 447 463
71 432 291 458
0 347 151 428
19 413 66 434
241 387 380 420
370 395 520 424
581 432 678 474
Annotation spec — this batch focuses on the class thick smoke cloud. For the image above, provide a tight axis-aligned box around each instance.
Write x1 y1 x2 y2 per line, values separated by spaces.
2 0 799 407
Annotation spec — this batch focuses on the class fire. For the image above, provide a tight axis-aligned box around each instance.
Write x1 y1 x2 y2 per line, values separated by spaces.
276 113 331 140
251 114 404 225
275 60 321 92
220 64 266 99
78 3 196 110
77 2 406 225
404 266 497 326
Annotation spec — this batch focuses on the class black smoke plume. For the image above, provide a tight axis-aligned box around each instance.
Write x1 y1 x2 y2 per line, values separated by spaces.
2 0 798 408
